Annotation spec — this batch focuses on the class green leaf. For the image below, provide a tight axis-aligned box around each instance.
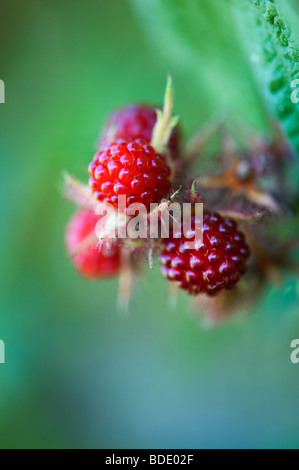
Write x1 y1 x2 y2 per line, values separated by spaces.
130 0 267 129
131 0 299 154
232 0 299 153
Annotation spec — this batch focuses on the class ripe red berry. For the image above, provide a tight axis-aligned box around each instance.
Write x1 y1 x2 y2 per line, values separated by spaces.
100 104 180 159
65 209 120 278
159 212 250 296
88 139 172 210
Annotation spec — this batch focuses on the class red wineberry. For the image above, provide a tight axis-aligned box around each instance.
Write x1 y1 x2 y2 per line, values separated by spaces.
89 139 172 210
65 209 120 278
100 103 180 159
159 212 250 296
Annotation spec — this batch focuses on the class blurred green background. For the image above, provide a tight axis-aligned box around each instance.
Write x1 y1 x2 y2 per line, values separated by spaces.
0 0 299 449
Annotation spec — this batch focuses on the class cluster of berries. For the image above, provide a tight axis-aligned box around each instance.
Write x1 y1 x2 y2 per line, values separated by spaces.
64 79 297 322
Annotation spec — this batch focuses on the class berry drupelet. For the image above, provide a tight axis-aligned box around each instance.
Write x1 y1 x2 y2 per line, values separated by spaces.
65 209 120 278
88 139 172 210
159 212 250 296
